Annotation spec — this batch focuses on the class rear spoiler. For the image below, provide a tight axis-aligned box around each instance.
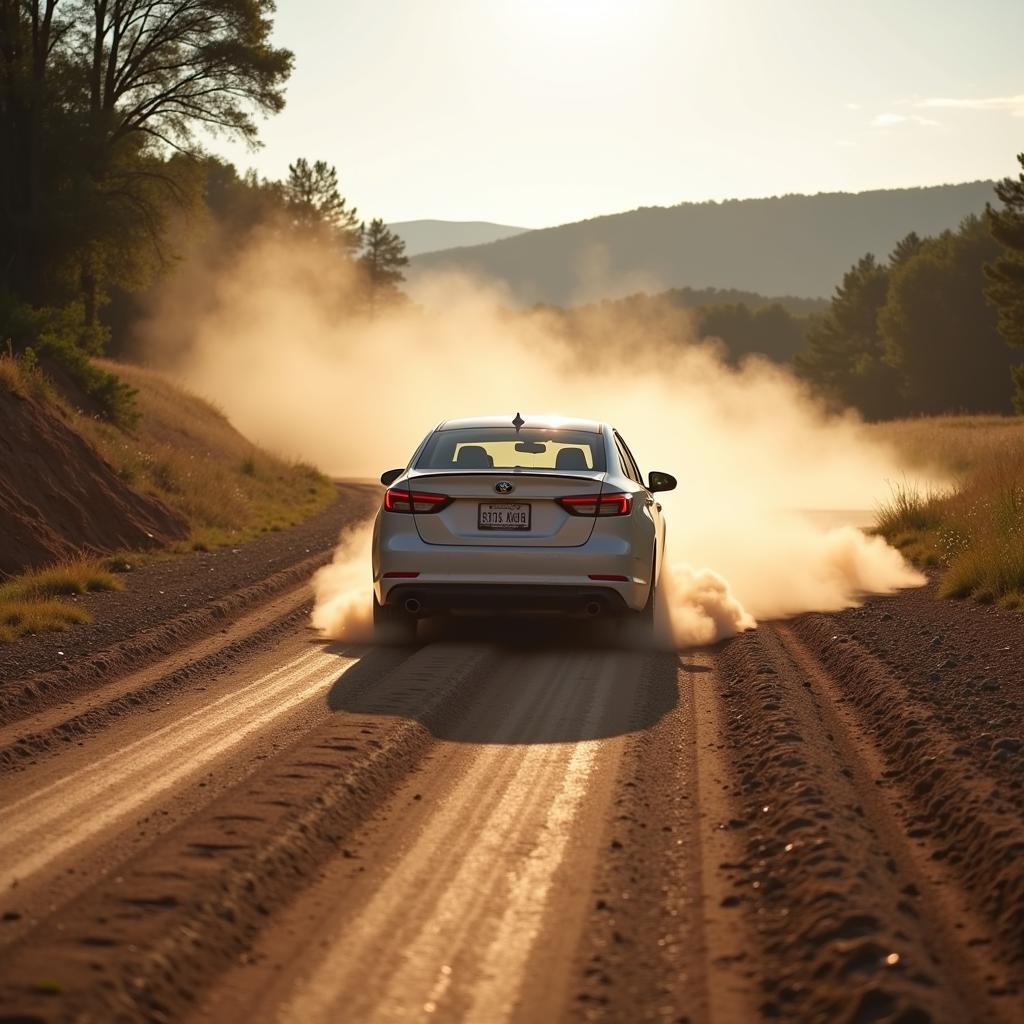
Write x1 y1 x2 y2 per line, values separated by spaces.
409 470 604 483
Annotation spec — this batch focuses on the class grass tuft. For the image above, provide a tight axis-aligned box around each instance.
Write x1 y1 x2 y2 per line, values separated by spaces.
0 601 91 643
0 559 121 642
0 559 123 602
875 479 947 536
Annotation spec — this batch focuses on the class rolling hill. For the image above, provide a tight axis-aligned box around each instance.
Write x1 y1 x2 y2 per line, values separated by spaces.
408 182 996 304
388 219 529 256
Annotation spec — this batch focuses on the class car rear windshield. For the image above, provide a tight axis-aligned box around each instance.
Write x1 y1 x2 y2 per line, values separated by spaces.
415 427 606 472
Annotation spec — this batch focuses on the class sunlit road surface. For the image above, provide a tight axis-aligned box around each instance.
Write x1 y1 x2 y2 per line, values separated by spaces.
0 646 356 903
257 649 631 1024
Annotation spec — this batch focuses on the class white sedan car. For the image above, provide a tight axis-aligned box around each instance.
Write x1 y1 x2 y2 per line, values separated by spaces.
371 414 676 640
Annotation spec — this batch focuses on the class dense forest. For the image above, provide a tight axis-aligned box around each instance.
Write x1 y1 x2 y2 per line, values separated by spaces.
2 3 1023 422
795 192 1024 416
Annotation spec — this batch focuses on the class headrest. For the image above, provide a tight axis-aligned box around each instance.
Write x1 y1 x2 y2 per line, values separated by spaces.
455 445 494 468
555 447 589 470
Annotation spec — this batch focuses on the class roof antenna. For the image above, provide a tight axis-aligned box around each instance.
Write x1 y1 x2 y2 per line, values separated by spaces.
512 412 525 433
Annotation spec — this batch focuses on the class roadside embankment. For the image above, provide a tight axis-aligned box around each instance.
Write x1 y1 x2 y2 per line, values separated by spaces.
1 353 341 643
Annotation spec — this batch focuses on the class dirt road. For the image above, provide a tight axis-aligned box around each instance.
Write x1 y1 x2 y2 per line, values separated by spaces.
0 577 1022 1022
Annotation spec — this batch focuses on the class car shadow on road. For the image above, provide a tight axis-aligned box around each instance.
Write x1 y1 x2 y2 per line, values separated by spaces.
318 618 684 744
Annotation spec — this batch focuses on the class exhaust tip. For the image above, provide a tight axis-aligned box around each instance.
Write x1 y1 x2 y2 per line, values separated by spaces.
404 597 422 615
584 600 602 617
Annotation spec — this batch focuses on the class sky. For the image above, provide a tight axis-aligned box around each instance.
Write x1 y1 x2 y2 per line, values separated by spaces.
217 0 1024 228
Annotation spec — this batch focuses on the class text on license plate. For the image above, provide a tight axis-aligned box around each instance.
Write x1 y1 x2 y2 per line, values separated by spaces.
478 503 531 530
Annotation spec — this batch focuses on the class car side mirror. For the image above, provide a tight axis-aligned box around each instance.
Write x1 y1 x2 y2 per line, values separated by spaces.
648 471 677 493
380 468 404 486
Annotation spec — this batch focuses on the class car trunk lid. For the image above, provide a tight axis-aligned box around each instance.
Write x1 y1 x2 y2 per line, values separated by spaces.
406 469 605 547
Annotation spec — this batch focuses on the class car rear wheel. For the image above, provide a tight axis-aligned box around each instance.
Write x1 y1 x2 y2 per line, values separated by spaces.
373 593 417 644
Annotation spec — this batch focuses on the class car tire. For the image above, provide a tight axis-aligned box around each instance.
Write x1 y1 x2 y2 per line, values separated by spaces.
373 593 417 644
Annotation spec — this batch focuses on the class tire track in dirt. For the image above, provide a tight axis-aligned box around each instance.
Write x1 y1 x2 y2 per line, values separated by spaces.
0 582 321 773
0 647 353 896
0 642 493 1023
783 617 1024 1005
568 651 759 1024
703 624 1020 1023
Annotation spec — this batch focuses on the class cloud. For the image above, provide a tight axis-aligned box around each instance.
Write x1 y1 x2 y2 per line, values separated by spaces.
845 102 863 111
916 94 1024 118
870 112 941 128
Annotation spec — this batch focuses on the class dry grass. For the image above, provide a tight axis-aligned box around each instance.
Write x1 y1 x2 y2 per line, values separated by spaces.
0 350 56 405
80 360 336 549
874 424 1024 609
0 601 91 643
0 559 122 643
867 415 1024 477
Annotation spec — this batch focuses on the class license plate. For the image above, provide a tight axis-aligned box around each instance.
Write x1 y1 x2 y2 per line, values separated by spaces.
478 503 531 530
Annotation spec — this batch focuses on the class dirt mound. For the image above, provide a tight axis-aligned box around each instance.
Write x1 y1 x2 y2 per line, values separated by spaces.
0 387 186 574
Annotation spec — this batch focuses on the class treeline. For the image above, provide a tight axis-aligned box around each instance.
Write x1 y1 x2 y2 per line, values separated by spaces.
1 2 407 421
796 161 1024 417
566 289 816 365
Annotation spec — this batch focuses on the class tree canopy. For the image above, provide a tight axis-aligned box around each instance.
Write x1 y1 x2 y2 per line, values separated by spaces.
285 158 362 252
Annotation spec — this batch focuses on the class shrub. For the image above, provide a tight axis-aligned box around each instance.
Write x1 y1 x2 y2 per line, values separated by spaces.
0 297 138 427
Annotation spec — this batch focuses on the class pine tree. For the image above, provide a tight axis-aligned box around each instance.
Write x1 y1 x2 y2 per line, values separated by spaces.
284 158 362 253
359 219 409 314
793 253 901 418
881 217 1016 414
985 154 1024 411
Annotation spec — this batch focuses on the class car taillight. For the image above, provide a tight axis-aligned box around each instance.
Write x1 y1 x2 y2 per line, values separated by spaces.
557 492 633 517
384 488 452 514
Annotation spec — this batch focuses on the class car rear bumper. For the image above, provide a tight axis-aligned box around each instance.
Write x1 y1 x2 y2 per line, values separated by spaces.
374 521 650 613
383 583 630 617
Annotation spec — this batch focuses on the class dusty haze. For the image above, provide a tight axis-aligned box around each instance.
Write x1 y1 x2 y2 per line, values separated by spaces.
140 232 927 646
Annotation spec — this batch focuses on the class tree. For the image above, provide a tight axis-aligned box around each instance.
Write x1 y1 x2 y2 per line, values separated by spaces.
359 218 408 314
0 0 78 304
696 302 808 363
793 253 902 418
986 154 1024 411
74 0 292 153
284 158 362 252
890 231 924 267
880 217 1019 414
1 0 292 310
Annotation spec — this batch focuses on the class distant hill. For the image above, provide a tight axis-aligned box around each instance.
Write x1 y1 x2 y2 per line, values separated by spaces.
389 220 529 257
409 182 996 303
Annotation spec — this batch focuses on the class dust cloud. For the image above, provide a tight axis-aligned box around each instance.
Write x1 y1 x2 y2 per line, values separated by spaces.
140 231 926 647
309 523 376 643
